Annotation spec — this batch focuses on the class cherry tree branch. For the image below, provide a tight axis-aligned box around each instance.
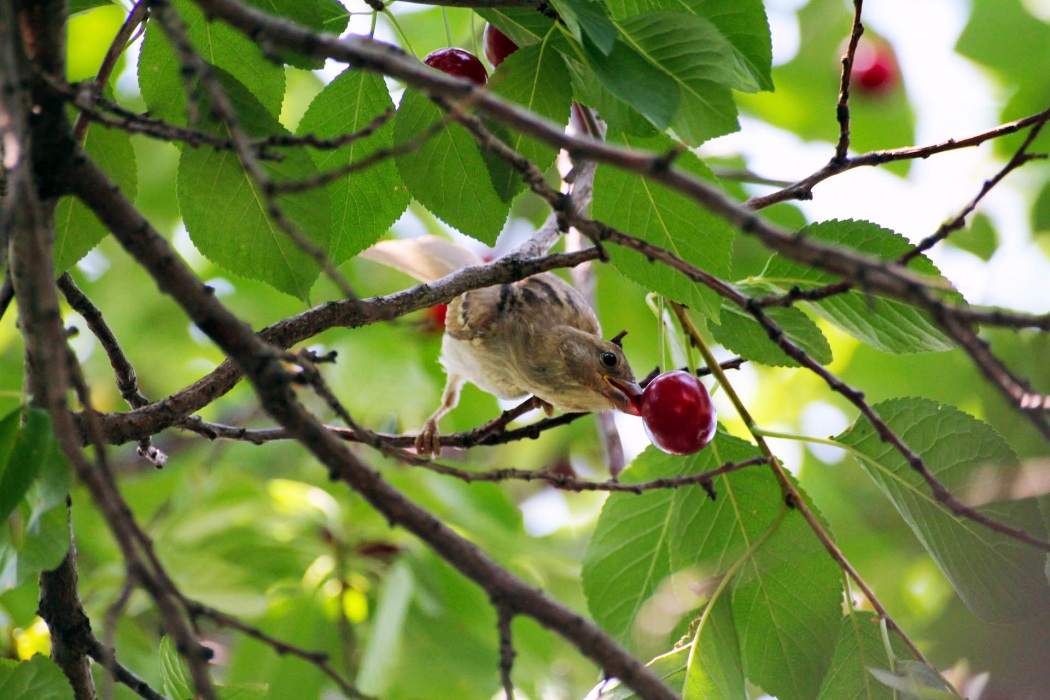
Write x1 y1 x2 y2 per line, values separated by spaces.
67 152 679 700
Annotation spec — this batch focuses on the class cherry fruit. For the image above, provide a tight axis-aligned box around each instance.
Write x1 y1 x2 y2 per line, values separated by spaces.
640 371 717 455
484 24 519 68
423 47 489 86
852 40 898 95
422 303 448 334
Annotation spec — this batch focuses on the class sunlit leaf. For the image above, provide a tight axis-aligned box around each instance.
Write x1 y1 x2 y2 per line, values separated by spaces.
177 70 331 300
595 131 734 320
297 69 408 264
0 655 74 700
393 90 510 245
837 398 1050 622
760 219 955 353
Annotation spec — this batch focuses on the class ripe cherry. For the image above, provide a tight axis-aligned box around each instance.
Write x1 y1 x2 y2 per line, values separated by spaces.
421 303 448 334
852 40 898 95
484 24 519 68
423 47 488 86
640 371 717 455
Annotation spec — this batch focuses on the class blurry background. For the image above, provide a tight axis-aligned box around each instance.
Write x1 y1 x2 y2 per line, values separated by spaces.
4 0 1050 698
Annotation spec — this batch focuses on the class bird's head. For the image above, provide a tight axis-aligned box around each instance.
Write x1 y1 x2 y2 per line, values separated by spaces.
524 327 642 415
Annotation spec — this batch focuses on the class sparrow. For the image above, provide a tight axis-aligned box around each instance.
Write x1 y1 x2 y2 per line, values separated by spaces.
361 236 643 455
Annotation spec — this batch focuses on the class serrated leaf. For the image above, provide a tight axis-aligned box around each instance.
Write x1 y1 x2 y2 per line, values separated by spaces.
55 122 137 270
712 293 833 367
604 0 772 93
595 131 733 320
582 445 688 643
760 220 955 353
564 55 656 136
611 11 743 144
837 397 1050 622
476 8 556 49
0 655 74 700
582 34 680 132
177 71 331 300
246 0 349 69
138 0 285 123
393 90 510 245
297 69 407 264
485 44 573 200
684 593 746 700
670 439 840 700
817 612 911 700
550 0 619 54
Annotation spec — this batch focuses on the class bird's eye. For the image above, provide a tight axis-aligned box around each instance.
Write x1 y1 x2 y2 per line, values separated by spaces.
601 352 618 368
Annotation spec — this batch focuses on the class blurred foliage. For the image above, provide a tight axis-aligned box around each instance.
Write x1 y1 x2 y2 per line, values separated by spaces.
3 0 1050 699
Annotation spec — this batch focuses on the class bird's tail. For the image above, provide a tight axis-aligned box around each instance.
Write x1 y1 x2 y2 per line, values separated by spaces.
359 235 483 284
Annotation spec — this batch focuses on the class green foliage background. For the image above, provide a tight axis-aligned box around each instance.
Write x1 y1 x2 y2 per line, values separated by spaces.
3 0 1050 698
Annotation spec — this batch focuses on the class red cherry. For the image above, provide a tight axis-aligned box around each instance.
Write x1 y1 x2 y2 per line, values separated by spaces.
640 371 717 455
484 24 519 68
423 48 488 86
422 303 448 333
852 40 898 95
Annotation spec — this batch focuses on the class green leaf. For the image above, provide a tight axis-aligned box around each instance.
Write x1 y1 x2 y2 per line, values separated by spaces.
955 0 1050 158
297 69 408 264
138 0 285 124
670 440 841 700
737 0 913 169
245 0 349 69
595 131 734 320
816 612 914 700
564 55 656 136
760 219 955 353
949 212 998 262
476 8 557 49
582 445 686 643
69 0 112 15
356 560 414 695
393 90 510 245
177 71 331 300
550 0 619 54
581 35 680 132
1031 176 1050 234
55 122 138 271
683 594 746 700
712 293 833 367
604 0 772 93
836 398 1050 622
612 11 743 144
0 410 51 522
0 655 75 700
588 646 690 698
485 43 573 200
160 636 195 700
0 506 70 595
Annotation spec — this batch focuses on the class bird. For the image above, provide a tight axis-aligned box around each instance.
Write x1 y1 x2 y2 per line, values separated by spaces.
361 235 643 456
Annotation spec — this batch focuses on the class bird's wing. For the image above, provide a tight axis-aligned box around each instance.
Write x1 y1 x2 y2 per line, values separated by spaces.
359 235 484 283
446 273 600 342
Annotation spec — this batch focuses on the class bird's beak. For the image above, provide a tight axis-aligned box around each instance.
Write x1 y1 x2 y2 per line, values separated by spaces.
603 377 643 416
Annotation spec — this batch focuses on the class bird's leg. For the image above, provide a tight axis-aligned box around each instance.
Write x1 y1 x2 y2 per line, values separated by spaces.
416 373 465 456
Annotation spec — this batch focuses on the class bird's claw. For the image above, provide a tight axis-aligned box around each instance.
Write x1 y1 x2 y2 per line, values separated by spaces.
415 419 441 457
